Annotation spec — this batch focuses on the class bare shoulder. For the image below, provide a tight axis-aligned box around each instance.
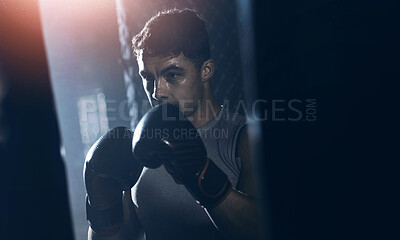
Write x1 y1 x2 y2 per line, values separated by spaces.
236 125 257 197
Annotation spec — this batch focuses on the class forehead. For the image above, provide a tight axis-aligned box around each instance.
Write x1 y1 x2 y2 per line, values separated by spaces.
137 51 195 73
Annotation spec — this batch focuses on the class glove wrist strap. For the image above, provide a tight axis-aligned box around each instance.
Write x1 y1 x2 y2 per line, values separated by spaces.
86 194 123 235
195 158 233 209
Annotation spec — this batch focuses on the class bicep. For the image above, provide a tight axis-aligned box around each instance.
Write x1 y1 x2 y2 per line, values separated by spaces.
235 126 258 197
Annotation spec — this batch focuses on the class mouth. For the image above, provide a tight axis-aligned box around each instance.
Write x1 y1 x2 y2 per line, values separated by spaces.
152 99 178 108
150 99 162 107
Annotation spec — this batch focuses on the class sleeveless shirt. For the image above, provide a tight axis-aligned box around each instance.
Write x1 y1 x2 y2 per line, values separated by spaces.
132 106 247 240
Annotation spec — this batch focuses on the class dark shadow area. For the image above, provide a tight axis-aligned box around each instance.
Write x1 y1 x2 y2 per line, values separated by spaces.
252 0 399 239
0 1 74 239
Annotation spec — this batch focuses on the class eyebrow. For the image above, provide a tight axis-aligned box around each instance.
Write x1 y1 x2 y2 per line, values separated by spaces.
139 65 184 78
160 65 184 75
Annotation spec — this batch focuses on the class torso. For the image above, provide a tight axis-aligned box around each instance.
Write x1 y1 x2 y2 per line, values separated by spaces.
132 106 247 240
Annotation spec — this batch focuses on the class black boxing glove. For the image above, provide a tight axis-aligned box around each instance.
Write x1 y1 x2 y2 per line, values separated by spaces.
84 126 143 234
132 103 232 209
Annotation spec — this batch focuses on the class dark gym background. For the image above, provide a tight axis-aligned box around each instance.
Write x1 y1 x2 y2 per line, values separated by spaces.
2 0 399 240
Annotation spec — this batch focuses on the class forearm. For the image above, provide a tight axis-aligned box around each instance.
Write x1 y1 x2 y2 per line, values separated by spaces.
88 191 143 240
205 189 261 240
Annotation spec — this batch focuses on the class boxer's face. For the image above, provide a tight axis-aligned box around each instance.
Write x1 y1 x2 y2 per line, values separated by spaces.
137 52 205 117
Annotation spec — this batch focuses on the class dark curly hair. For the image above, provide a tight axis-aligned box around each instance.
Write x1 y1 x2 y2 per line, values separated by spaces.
132 9 211 69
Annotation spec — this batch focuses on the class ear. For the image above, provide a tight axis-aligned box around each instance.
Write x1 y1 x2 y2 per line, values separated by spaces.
200 59 215 83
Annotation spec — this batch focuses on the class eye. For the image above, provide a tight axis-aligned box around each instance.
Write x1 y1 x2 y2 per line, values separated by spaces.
165 72 181 82
142 75 152 81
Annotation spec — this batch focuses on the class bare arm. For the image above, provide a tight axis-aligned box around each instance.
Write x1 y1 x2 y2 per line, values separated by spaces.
205 126 261 239
88 190 144 240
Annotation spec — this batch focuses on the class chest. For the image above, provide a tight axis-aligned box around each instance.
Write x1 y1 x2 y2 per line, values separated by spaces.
132 167 222 239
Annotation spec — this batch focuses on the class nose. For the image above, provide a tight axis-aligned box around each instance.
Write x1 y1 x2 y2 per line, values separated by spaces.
152 77 168 102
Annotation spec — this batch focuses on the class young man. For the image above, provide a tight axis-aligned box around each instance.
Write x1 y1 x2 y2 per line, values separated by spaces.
84 9 260 240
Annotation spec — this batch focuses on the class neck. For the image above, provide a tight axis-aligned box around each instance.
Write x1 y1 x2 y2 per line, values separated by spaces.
188 96 222 128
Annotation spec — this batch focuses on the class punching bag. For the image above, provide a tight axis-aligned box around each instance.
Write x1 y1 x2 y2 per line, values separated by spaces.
0 1 74 239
